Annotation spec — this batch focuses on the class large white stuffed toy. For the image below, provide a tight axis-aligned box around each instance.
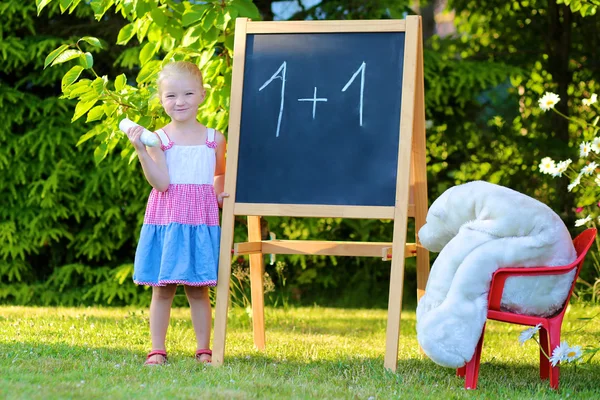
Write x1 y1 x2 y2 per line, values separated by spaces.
416 181 576 368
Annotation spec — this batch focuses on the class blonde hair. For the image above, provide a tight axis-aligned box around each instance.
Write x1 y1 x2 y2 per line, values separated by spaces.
157 61 204 94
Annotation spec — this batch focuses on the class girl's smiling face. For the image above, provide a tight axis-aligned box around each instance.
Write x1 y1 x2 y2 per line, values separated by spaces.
159 73 205 122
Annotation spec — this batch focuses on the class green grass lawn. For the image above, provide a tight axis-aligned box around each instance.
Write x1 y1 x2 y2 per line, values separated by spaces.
1 303 599 399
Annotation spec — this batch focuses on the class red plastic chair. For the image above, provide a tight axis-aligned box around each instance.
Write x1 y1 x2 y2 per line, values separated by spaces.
456 228 597 390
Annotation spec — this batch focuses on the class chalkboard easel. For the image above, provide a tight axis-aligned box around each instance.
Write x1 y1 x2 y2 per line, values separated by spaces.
213 16 429 372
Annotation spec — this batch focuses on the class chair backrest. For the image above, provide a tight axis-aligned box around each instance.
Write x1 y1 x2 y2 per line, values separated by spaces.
562 228 597 307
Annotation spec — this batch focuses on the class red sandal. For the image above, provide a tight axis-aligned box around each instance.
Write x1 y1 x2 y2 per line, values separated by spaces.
144 350 168 366
195 349 212 364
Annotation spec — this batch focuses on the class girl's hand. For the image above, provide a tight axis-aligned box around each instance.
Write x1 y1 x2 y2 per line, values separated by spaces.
126 126 146 153
217 192 229 208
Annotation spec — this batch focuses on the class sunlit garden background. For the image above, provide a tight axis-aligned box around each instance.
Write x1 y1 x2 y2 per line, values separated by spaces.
1 0 600 398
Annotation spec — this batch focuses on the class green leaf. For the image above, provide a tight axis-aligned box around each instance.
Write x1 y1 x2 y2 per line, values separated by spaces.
204 59 223 81
139 41 160 65
161 36 175 53
92 77 105 95
215 10 231 31
64 80 93 99
138 116 152 128
117 23 136 45
114 74 127 91
50 49 84 67
60 0 73 12
44 45 70 69
72 99 99 122
136 60 161 84
79 52 94 69
36 0 53 15
135 0 152 18
61 66 84 90
103 103 118 117
201 26 219 47
90 0 113 20
147 22 162 43
224 34 235 53
225 5 239 21
76 129 101 146
198 49 214 69
231 0 261 20
135 18 152 43
182 25 204 47
201 9 217 31
68 0 82 13
94 142 109 165
165 23 184 41
182 4 208 27
150 8 166 27
79 36 103 49
86 106 105 122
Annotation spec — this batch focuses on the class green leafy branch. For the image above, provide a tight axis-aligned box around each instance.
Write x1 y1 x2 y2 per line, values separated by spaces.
39 0 261 164
557 0 600 17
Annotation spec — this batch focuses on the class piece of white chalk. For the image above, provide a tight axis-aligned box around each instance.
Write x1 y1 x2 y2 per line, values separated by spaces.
119 118 160 147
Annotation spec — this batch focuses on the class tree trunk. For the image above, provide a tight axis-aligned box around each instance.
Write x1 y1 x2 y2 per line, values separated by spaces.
253 0 276 21
418 0 437 42
546 0 573 218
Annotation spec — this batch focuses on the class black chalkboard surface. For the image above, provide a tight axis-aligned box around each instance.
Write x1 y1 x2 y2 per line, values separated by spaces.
235 32 406 207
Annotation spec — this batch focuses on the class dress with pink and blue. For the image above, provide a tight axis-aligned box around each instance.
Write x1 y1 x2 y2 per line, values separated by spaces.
133 128 220 287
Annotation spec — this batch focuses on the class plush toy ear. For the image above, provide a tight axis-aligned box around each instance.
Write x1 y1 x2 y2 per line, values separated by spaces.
418 186 457 252
419 215 454 252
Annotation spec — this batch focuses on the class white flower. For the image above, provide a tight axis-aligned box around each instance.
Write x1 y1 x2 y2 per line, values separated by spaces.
549 341 570 367
538 157 557 174
565 345 583 362
583 93 598 106
518 323 542 345
592 138 600 154
552 159 572 177
581 161 599 175
575 215 592 227
580 141 592 158
568 174 582 192
538 92 561 111
549 342 583 367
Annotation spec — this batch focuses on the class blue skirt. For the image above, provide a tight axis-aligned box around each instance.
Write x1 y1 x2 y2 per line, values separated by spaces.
133 223 220 286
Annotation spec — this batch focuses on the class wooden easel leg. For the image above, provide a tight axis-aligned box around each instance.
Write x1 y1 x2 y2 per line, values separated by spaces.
247 216 266 349
412 19 430 303
212 209 236 366
384 15 425 371
384 231 407 372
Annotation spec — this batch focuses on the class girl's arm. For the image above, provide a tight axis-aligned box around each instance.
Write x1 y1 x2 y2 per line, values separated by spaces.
214 130 228 207
127 126 170 192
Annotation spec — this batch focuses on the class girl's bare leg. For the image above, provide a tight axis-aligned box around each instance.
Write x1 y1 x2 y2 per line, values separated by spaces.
184 285 212 362
147 284 177 363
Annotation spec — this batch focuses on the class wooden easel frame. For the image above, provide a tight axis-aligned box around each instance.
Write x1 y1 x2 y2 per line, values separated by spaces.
213 16 429 372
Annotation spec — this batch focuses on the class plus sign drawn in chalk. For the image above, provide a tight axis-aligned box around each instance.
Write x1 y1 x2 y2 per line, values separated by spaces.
259 61 367 137
297 87 328 119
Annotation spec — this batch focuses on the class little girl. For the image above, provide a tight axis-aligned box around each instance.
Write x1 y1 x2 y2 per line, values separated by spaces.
126 61 228 365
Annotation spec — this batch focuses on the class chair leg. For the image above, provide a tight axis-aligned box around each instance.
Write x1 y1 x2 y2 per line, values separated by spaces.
548 322 561 390
539 326 550 380
464 324 486 390
456 366 466 378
